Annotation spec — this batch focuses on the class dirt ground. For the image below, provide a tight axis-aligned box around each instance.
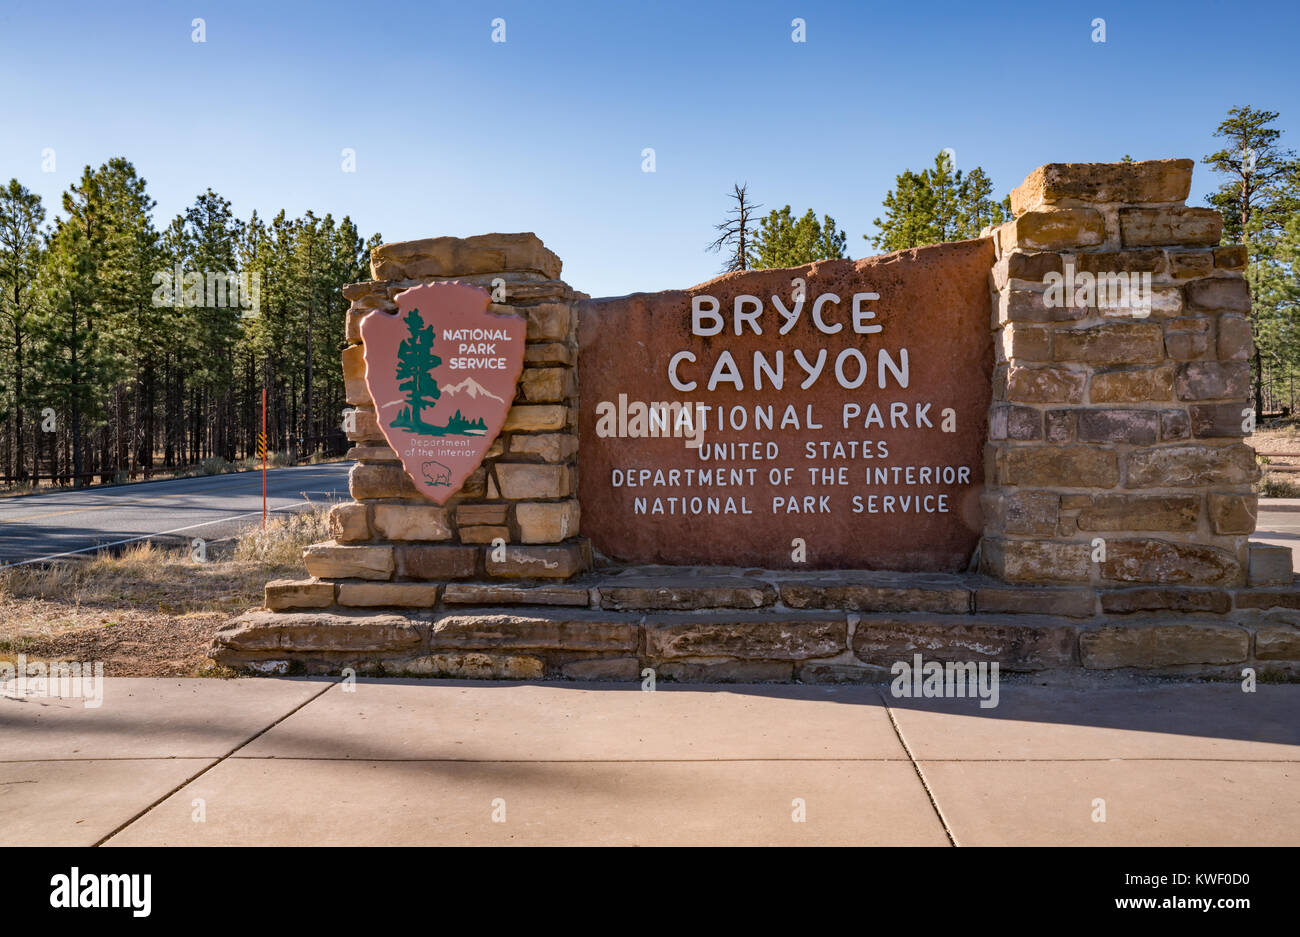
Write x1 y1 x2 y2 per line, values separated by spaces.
0 512 325 677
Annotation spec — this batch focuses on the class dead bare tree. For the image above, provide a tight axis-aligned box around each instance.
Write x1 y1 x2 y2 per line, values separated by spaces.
706 183 760 273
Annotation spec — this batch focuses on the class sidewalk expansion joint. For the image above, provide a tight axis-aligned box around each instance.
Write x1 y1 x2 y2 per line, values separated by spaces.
878 688 958 847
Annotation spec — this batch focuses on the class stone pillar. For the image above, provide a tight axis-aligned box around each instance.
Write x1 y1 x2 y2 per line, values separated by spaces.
981 159 1268 587
267 233 589 612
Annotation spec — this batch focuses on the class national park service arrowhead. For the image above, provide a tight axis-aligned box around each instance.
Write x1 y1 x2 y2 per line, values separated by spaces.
360 282 525 504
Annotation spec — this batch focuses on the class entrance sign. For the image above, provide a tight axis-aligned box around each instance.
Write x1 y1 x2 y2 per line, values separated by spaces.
361 281 525 504
578 239 995 569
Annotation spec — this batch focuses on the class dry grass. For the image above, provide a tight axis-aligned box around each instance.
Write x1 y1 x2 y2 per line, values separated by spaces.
0 505 331 676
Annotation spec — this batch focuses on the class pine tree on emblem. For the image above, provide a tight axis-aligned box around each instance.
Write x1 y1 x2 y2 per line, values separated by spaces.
391 307 442 434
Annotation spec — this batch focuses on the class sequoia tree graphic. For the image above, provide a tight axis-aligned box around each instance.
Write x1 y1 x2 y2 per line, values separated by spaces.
390 307 487 437
391 308 445 435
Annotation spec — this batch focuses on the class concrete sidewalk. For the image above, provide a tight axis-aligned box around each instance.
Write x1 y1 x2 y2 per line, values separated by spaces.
1 676 1297 846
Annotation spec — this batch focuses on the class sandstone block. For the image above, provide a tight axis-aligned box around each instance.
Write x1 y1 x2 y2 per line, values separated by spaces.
524 342 573 366
1100 587 1230 615
986 490 1059 537
560 658 640 680
345 406 384 444
372 503 452 541
1080 622 1247 668
1045 409 1076 442
998 289 1084 323
303 542 394 580
1166 250 1215 279
519 367 572 403
655 661 795 683
994 251 1064 286
410 653 544 680
1077 494 1198 532
1213 245 1248 269
455 504 508 526
1076 409 1159 445
328 502 371 543
341 343 369 406
265 579 335 611
523 302 572 341
1255 619 1300 660
644 612 845 660
486 542 589 579
1216 316 1253 361
509 433 577 462
1075 248 1167 274
989 405 1042 440
1176 362 1250 400
1053 322 1163 365
345 445 398 463
601 576 777 611
515 500 580 543
1001 209 1105 251
1000 446 1119 488
1160 409 1190 440
999 324 1051 361
1208 493 1257 535
1089 365 1175 403
1189 403 1251 438
459 525 509 544
1100 538 1240 585
442 583 591 606
778 572 971 613
1010 159 1192 216
1005 365 1086 403
974 586 1096 617
1185 276 1251 313
1119 207 1223 247
981 538 1091 583
370 233 562 280
338 582 441 607
495 463 571 500
1248 544 1293 587
1125 444 1257 487
852 614 1078 670
1164 330 1209 361
349 462 422 500
430 610 636 651
394 544 478 580
503 405 568 432
214 609 420 653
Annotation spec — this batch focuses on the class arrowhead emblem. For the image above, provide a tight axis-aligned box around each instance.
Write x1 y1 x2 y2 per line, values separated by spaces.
360 282 525 504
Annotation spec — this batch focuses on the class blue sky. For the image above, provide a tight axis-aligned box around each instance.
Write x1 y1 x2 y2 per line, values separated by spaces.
1 0 1297 297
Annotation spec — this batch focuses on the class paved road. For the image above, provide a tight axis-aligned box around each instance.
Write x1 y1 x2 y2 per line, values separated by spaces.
0 676 1295 846
1253 499 1300 572
0 463 352 566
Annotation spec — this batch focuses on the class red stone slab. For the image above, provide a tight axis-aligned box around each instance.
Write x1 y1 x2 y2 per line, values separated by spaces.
361 282 525 504
578 238 995 570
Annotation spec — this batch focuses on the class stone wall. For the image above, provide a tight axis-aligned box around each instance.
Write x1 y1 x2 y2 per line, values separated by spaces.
980 159 1287 589
287 233 589 612
213 159 1300 682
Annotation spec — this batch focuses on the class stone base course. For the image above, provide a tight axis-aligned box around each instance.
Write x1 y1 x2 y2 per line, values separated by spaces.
213 566 1300 682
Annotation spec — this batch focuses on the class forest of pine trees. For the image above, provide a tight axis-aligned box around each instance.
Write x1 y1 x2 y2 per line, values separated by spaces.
0 158 381 487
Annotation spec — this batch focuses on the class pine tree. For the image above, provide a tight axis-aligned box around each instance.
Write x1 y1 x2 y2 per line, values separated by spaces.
0 180 46 482
748 206 847 269
869 152 1010 251
1204 106 1300 417
392 308 442 434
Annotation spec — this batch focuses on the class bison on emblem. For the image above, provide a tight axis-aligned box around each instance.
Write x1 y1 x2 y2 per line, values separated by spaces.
422 460 452 487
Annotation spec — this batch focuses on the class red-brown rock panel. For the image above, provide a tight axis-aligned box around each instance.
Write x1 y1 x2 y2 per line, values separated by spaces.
577 238 995 570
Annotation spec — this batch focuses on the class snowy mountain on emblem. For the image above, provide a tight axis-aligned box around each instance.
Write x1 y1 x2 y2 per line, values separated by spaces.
440 377 506 404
